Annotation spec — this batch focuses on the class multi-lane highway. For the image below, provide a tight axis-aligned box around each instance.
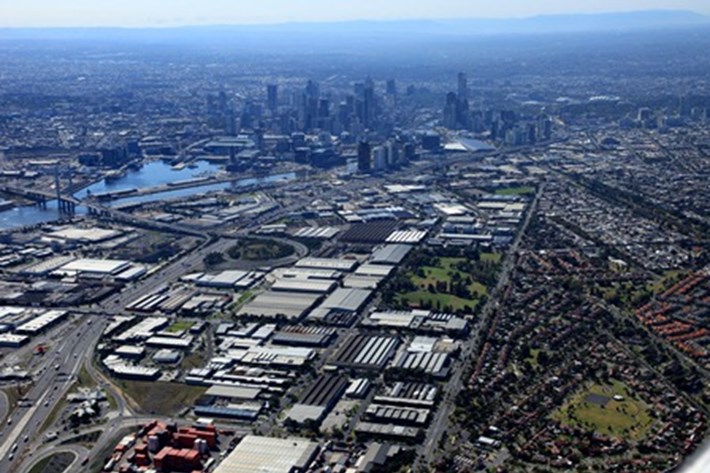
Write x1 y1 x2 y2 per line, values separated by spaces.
0 315 105 471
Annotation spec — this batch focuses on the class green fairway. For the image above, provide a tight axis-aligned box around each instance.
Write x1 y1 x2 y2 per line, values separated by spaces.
553 380 654 441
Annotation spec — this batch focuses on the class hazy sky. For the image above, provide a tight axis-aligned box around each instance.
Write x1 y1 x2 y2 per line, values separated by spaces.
0 0 708 27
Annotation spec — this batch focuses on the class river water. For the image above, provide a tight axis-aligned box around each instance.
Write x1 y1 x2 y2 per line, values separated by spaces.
0 160 295 231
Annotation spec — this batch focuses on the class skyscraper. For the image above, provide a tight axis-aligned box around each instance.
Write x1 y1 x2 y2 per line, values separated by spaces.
267 84 278 113
458 72 468 102
386 79 397 97
357 141 372 173
363 78 376 129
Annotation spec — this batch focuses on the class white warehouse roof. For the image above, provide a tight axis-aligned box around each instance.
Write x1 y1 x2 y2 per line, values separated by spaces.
214 435 318 473
59 258 131 275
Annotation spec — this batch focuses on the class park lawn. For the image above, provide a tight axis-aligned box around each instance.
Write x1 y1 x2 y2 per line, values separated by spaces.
650 270 688 294
117 380 207 416
553 380 654 441
410 257 489 298
166 320 194 333
398 290 480 313
397 254 502 313
481 252 503 264
494 186 536 196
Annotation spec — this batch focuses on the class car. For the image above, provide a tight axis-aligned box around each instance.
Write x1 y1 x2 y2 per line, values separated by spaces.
23 435 29 442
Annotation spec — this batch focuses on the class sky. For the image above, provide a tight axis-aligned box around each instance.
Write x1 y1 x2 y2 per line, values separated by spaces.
0 0 708 27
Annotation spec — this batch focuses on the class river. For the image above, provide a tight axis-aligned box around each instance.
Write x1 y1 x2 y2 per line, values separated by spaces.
0 160 295 231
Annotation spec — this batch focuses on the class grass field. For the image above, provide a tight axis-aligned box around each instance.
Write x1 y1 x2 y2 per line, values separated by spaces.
117 380 207 415
228 238 294 261
602 269 689 309
398 291 481 312
494 186 536 196
397 255 498 313
553 380 654 441
650 270 688 294
165 320 194 333
480 252 503 264
29 452 76 473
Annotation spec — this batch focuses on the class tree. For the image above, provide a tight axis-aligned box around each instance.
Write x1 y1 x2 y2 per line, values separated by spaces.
203 252 225 267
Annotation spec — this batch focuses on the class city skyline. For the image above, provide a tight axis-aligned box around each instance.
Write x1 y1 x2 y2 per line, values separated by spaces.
0 0 709 27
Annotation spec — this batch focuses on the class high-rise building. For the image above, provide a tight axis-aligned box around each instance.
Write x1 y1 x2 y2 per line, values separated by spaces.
443 92 459 129
386 79 397 97
363 78 376 129
458 72 468 102
357 141 372 173
305 80 320 100
372 146 387 171
267 84 278 113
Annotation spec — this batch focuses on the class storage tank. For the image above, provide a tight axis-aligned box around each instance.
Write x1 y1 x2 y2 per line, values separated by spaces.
195 438 209 455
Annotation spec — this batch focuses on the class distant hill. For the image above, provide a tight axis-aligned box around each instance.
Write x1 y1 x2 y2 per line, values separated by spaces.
0 10 707 41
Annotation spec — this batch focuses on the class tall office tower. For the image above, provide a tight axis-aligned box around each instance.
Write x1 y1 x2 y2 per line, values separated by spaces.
363 77 376 129
385 141 399 168
372 146 387 171
357 141 372 173
267 84 278 113
318 99 330 119
386 79 397 97
458 72 468 101
443 92 459 129
225 109 237 136
679 95 692 117
305 80 320 100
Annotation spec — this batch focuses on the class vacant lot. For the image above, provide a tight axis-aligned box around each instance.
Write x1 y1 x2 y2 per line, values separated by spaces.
117 380 206 416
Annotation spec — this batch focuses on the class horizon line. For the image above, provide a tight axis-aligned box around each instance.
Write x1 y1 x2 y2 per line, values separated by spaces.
0 8 707 30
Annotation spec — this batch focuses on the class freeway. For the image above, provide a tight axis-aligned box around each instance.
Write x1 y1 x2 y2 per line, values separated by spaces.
0 315 106 470
98 236 227 310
